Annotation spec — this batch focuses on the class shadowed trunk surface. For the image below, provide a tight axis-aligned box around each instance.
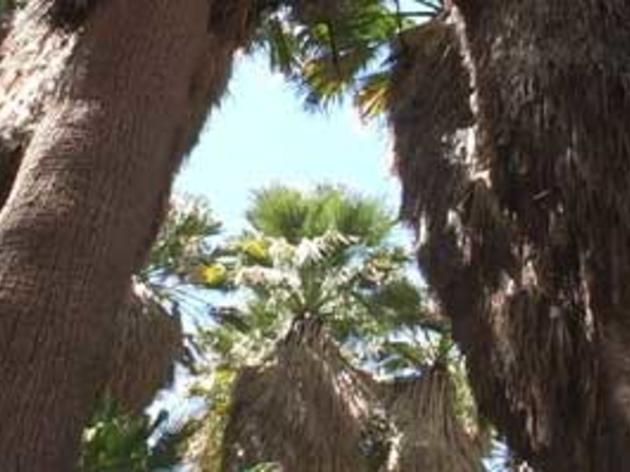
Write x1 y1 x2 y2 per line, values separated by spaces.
221 318 383 472
0 0 256 468
104 283 184 414
220 318 483 472
383 368 483 472
390 3 630 470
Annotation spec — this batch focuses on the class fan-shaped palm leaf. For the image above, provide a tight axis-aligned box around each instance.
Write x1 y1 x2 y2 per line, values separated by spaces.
254 0 443 115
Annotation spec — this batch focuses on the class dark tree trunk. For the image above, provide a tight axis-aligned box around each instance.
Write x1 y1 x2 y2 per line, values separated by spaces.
390 0 630 471
451 1 630 469
391 2 630 470
0 0 256 469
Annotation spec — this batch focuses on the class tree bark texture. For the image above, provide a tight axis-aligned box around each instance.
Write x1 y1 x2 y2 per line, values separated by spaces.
221 318 483 472
391 2 630 470
221 319 381 472
0 0 255 469
452 2 630 469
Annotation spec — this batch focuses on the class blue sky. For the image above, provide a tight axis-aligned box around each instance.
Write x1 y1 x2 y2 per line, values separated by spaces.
175 53 402 234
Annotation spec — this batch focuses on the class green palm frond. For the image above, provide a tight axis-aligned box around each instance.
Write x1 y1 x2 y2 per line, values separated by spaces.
263 17 301 74
293 0 401 110
143 197 222 284
79 398 191 472
355 70 390 119
248 185 394 246
247 187 309 243
253 0 444 116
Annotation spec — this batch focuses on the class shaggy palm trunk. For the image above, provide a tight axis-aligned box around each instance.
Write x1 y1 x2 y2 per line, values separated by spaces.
383 368 482 472
220 317 483 472
391 3 630 470
450 1 630 469
0 0 255 468
221 318 385 472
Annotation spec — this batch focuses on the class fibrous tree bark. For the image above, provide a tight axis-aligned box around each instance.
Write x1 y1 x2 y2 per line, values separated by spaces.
391 2 630 470
383 368 482 472
0 0 257 469
220 318 483 472
221 318 384 472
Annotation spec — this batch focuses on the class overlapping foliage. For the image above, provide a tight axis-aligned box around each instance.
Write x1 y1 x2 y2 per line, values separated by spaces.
79 397 196 472
248 1 577 469
255 0 444 118
184 186 485 471
79 198 225 471
1 0 585 469
79 187 479 472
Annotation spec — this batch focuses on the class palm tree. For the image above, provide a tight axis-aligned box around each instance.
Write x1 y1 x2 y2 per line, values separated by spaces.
0 0 416 465
187 185 485 471
79 197 224 470
259 2 630 469
391 4 630 469
0 1 262 466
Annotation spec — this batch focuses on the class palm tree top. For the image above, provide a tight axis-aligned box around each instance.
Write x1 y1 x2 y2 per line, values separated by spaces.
246 184 395 245
251 0 446 118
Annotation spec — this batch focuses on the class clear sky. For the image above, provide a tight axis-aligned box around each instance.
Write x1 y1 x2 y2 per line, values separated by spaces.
174 52 402 234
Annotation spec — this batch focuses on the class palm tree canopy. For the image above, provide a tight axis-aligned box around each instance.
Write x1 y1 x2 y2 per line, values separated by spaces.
246 185 394 245
184 185 485 471
254 0 445 117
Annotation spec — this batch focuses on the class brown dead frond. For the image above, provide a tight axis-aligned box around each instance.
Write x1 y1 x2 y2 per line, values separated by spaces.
383 367 484 472
390 1 630 468
104 284 184 413
220 317 385 472
388 18 473 229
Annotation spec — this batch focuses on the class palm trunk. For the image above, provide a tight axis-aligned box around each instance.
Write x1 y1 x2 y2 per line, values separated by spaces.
0 0 255 468
451 1 630 469
0 2 74 208
219 317 482 472
383 368 483 472
221 318 384 472
391 2 630 470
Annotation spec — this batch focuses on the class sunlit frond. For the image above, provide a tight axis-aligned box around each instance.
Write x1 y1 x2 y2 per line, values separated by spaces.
255 0 443 114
